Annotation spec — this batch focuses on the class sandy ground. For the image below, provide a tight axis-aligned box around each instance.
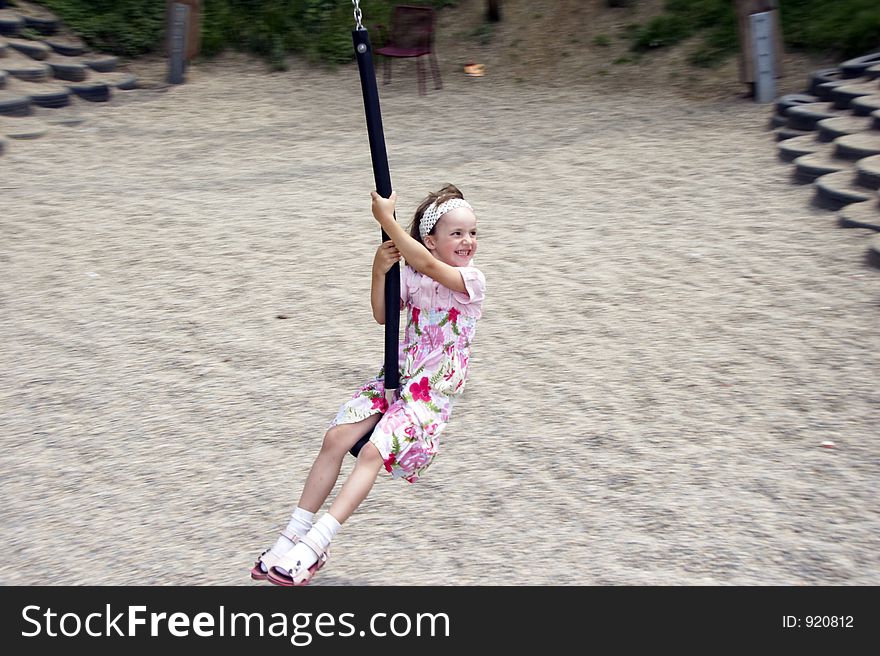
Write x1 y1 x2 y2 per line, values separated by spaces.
1 49 879 586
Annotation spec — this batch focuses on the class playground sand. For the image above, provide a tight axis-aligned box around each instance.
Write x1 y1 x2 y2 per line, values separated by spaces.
1 52 878 585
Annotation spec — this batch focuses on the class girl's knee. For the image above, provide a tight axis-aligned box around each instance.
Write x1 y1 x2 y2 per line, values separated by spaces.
357 442 383 467
321 426 352 455
322 416 382 456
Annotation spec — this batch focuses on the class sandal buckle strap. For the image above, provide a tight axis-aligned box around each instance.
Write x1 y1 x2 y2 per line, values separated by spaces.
280 528 300 543
298 535 327 559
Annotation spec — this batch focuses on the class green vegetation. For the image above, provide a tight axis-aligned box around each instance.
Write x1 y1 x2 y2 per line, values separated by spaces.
39 1 165 57
629 0 880 67
24 1 880 69
33 0 456 69
783 0 880 56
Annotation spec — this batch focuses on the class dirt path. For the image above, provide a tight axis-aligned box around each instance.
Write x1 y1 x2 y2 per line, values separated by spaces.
1 48 878 585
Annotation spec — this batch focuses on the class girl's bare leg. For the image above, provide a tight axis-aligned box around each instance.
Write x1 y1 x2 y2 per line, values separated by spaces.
270 442 384 580
328 442 384 524
297 415 382 514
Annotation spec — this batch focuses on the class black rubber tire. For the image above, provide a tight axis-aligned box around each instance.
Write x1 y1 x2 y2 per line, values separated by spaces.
834 132 880 162
831 84 878 110
5 63 49 82
793 155 849 184
768 113 787 129
840 52 880 79
808 68 842 95
26 85 70 108
0 14 23 37
67 81 110 102
47 60 88 82
813 172 873 210
85 55 118 73
835 138 880 162
839 219 880 231
113 74 138 91
22 15 59 36
775 127 811 142
8 39 49 60
838 215 880 232
856 170 880 191
867 239 880 270
851 95 880 117
856 157 880 190
814 79 858 102
786 105 838 132
32 94 69 108
0 89 30 116
778 136 823 162
816 116 872 143
775 93 817 116
45 39 84 57
812 191 850 212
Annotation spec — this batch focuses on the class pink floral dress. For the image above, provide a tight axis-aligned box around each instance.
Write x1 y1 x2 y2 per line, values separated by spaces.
330 264 486 483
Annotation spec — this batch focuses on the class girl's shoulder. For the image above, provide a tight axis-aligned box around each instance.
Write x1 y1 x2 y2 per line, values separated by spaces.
403 263 485 288
402 264 485 312
455 265 485 307
457 265 485 292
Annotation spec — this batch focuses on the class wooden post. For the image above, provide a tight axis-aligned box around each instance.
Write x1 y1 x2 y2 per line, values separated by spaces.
735 0 783 96
487 0 501 23
165 0 202 61
750 11 776 103
167 3 189 84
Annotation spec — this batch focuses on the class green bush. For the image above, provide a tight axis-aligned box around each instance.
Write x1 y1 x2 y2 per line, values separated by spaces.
28 1 880 66
39 0 165 56
198 0 458 66
34 0 457 65
629 0 880 64
783 0 880 56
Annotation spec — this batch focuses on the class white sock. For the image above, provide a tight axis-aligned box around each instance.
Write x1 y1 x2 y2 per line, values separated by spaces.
277 513 341 575
262 507 313 572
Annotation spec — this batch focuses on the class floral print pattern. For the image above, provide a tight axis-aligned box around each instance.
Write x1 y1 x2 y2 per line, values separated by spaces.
329 265 484 483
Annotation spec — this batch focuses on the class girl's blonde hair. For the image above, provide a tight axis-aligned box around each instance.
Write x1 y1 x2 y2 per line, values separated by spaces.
408 184 465 246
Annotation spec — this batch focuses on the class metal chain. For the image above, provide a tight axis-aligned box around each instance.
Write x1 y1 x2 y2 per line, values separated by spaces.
352 0 363 30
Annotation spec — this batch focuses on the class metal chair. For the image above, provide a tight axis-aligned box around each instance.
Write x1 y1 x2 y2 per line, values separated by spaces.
374 5 441 95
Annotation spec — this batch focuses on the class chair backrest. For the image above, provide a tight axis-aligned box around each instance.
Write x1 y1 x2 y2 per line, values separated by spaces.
389 5 435 50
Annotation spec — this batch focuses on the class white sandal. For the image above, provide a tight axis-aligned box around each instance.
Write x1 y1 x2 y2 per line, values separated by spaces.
250 528 300 581
266 535 329 587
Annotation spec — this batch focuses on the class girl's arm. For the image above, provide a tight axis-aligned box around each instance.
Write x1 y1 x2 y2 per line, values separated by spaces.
370 191 467 293
371 240 401 324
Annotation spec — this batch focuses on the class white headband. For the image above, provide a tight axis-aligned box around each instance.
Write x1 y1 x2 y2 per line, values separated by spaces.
419 198 473 241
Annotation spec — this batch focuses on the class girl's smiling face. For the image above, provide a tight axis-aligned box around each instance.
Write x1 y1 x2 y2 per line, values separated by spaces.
424 207 478 267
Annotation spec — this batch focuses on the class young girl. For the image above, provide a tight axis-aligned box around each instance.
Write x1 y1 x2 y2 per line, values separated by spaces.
251 184 485 586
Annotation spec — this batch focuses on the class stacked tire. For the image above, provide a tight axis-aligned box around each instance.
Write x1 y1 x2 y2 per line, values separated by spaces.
771 51 880 271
